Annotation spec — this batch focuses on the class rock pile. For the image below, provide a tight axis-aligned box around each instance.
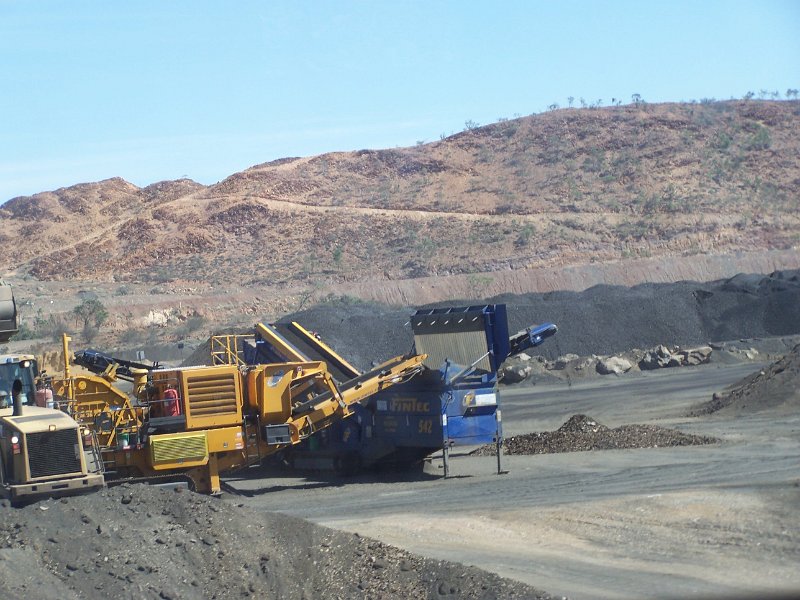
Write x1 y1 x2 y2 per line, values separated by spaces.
690 343 800 416
498 353 551 383
500 344 716 384
0 485 550 600
473 415 717 456
638 344 713 370
595 356 634 375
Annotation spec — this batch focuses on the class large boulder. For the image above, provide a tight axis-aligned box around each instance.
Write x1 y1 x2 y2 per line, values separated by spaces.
551 354 579 370
573 356 599 372
596 356 633 375
499 363 533 383
639 344 675 370
680 345 713 366
499 352 537 383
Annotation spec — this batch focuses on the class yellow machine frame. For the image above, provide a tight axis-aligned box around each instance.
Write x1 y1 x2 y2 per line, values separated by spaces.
52 334 425 494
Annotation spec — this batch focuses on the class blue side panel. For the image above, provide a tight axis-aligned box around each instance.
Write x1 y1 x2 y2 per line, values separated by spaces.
442 382 501 446
370 386 444 449
372 412 443 448
445 413 501 446
304 418 362 452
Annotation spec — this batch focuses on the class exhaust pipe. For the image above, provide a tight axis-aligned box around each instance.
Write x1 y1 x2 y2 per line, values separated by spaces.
12 379 23 417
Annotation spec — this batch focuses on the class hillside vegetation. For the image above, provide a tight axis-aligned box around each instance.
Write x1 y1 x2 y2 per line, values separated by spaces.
1 100 797 291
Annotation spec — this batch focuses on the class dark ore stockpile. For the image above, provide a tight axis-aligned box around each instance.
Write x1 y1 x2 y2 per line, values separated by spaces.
276 270 800 369
472 415 717 456
690 343 800 416
0 485 550 600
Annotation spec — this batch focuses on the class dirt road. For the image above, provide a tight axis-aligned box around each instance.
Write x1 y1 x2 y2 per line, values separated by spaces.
227 363 800 600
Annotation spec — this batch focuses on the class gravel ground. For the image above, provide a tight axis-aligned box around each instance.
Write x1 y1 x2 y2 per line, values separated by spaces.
472 414 717 456
0 484 550 600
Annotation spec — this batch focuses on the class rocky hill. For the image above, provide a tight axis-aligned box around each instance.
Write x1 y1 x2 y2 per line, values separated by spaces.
1 100 798 336
2 100 799 286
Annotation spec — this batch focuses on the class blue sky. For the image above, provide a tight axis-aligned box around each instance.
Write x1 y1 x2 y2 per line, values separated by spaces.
1 0 798 202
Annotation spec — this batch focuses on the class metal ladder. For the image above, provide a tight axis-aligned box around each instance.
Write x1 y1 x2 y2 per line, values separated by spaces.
84 430 106 475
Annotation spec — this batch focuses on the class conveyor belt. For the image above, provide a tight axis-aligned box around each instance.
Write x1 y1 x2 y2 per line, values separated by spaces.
290 354 423 418
271 323 354 383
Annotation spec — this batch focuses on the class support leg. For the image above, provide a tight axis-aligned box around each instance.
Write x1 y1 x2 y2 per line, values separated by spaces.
495 408 506 475
207 454 221 495
187 454 222 495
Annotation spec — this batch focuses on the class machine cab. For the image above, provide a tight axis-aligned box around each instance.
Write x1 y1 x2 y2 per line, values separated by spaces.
0 355 38 412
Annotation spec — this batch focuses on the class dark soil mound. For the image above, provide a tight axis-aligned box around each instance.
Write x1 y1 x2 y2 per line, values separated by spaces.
276 300 416 370
0 484 548 600
473 415 717 456
489 268 800 360
179 270 800 371
557 414 605 434
273 270 800 370
689 343 800 416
